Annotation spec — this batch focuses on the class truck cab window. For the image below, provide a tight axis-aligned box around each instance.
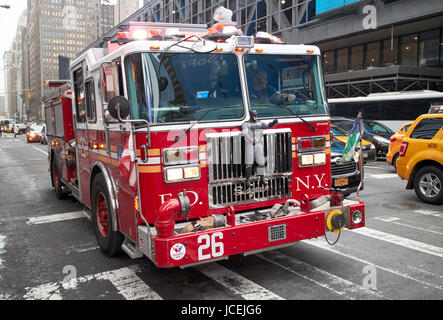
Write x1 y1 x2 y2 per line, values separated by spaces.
85 80 97 123
74 67 86 123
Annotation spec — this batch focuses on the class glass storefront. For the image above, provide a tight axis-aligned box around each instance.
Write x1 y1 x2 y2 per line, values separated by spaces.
322 28 442 73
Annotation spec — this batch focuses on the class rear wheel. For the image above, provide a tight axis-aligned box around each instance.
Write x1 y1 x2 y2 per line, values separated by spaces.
51 156 66 199
414 166 443 205
91 173 123 256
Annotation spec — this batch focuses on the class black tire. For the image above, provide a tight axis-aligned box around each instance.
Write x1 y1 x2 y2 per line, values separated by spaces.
51 155 66 200
413 166 443 205
392 153 399 171
91 173 124 256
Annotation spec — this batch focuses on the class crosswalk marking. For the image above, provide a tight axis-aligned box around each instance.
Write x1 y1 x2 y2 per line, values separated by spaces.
194 263 285 300
374 216 443 235
24 265 162 300
257 250 386 299
414 210 443 219
0 234 6 271
303 237 443 291
26 211 88 225
351 227 443 258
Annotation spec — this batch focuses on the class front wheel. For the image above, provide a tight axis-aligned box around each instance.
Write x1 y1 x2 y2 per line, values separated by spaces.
91 174 123 256
414 166 443 205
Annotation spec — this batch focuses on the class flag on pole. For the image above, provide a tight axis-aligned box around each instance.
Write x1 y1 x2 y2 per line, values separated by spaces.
341 116 361 163
119 132 137 190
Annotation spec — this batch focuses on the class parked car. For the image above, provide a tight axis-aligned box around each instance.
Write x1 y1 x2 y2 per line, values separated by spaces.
386 121 413 170
26 125 46 143
330 125 376 162
396 113 443 204
331 117 394 158
330 132 363 197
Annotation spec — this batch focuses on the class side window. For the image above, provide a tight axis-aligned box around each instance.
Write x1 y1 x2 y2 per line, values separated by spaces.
73 67 86 123
101 59 124 103
85 79 97 123
410 118 443 140
341 121 354 131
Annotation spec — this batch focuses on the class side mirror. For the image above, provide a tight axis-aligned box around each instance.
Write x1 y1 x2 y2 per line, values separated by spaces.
107 96 130 121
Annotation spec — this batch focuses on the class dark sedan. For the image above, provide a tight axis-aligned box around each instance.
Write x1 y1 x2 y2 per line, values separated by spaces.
331 117 394 158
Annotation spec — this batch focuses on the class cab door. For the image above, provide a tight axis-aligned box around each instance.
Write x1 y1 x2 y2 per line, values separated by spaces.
73 63 92 207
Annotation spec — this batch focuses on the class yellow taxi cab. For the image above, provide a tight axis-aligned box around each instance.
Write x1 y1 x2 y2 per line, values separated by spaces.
396 114 443 204
386 121 413 170
330 125 376 161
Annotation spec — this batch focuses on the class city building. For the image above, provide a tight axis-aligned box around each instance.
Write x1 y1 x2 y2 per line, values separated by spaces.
100 0 115 36
26 0 101 120
114 0 139 25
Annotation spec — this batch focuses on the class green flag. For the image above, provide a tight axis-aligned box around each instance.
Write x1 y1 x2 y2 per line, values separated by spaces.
341 117 361 163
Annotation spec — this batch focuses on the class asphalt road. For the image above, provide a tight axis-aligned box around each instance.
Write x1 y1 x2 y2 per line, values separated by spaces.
0 133 442 302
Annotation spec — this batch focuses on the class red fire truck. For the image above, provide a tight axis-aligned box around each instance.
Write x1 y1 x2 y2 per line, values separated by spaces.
44 13 365 268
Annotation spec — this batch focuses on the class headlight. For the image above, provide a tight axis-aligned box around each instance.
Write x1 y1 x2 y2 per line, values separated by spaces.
299 152 326 167
164 165 201 183
370 144 375 150
163 147 199 165
374 135 389 144
165 167 183 182
183 166 200 179
352 210 363 224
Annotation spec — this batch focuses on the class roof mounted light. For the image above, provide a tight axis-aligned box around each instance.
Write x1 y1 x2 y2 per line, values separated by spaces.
255 31 283 44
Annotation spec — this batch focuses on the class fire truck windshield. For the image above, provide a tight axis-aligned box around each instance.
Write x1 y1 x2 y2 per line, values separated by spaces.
124 52 245 125
245 54 328 118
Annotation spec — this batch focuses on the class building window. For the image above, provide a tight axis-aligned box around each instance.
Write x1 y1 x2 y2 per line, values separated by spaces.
350 45 364 70
336 48 348 73
418 29 440 67
383 38 398 66
400 34 419 66
323 50 335 74
365 41 380 68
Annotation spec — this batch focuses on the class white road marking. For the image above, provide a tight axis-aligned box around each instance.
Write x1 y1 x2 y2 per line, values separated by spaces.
350 227 443 258
374 216 443 236
24 265 162 300
32 146 48 155
26 211 88 225
257 250 386 299
64 242 99 254
303 237 443 291
0 234 6 270
413 210 443 219
194 263 284 300
367 173 398 179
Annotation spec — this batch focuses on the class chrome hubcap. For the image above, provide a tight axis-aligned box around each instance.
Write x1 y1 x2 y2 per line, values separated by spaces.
419 173 441 198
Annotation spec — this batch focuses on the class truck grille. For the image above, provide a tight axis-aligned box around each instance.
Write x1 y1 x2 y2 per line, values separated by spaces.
209 176 291 207
206 129 292 208
331 159 357 176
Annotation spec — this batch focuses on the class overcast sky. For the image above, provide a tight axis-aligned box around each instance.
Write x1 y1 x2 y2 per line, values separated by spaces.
0 0 145 95
0 0 28 94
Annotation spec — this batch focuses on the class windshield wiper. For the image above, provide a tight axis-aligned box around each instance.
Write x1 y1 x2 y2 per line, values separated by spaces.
251 104 317 131
175 104 242 142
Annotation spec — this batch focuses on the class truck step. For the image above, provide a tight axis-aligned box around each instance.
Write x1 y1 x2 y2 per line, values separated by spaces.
121 238 143 259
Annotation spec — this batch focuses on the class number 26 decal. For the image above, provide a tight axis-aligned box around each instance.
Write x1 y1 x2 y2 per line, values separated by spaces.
197 232 224 261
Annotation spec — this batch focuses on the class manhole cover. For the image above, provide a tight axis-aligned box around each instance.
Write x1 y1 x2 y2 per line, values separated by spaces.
382 203 420 210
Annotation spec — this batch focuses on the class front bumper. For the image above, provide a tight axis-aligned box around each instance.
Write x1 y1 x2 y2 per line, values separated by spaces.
152 200 365 268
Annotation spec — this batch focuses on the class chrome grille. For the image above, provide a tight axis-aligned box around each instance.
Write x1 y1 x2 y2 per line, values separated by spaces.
331 160 357 176
209 176 291 207
206 129 293 182
206 129 293 208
